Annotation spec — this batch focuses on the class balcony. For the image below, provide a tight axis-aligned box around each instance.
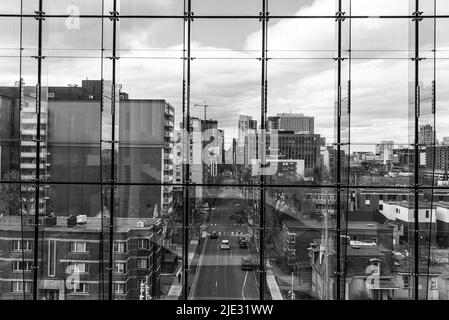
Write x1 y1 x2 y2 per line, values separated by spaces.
21 129 46 136
165 131 174 138
164 120 173 127
165 107 174 117
21 174 35 181
164 164 174 171
20 163 47 169
164 154 173 160
163 197 173 205
163 186 173 193
21 118 47 124
163 175 173 182
21 152 47 158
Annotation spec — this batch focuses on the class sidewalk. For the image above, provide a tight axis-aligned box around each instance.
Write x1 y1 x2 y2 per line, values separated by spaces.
165 239 202 300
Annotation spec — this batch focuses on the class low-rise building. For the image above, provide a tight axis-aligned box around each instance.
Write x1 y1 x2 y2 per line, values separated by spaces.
0 215 162 300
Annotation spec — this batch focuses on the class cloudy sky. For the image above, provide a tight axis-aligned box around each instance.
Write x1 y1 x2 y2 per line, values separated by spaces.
1 0 449 151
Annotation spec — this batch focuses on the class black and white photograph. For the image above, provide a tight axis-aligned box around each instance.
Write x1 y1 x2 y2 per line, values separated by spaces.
1 0 449 309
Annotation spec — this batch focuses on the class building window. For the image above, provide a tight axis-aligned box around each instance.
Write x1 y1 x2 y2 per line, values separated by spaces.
403 276 410 289
12 261 32 272
114 262 127 274
77 283 90 294
379 204 383 210
70 242 90 253
137 239 150 249
67 262 89 274
425 210 430 218
12 240 31 251
113 242 126 253
430 277 437 290
11 281 32 293
113 283 126 294
137 259 149 269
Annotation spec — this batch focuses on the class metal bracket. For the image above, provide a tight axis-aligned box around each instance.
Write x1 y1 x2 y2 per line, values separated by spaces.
335 11 346 22
412 11 423 22
259 11 270 22
109 11 120 21
34 10 45 20
184 11 194 22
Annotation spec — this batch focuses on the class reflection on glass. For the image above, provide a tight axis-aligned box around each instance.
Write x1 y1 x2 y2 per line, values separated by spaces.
1 0 449 302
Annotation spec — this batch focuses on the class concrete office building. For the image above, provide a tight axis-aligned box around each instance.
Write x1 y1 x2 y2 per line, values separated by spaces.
274 131 322 176
269 113 314 134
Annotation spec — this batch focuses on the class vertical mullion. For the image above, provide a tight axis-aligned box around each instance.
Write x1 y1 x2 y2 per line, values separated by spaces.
336 0 343 301
32 0 43 301
99 0 106 300
413 0 420 301
342 0 352 300
259 0 268 300
182 0 191 300
426 0 437 300
18 0 27 301
108 0 118 301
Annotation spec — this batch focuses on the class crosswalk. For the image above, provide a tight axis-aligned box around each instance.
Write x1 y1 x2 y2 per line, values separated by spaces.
207 230 246 237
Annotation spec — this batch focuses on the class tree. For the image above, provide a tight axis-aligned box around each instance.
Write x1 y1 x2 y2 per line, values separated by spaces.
263 173 305 263
0 173 21 215
0 170 55 216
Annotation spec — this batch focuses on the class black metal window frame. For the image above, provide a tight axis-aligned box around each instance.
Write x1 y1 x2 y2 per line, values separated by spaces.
0 0 446 300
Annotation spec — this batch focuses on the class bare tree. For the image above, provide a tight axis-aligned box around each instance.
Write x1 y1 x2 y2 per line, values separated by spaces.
0 170 54 216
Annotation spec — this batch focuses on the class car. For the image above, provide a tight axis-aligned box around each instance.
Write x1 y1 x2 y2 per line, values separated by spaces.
220 239 230 250
238 236 249 248
241 256 257 270
247 218 253 226
210 231 218 239
239 240 248 249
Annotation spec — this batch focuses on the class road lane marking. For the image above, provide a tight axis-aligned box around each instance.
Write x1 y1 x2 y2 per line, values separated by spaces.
215 280 218 287
241 271 248 300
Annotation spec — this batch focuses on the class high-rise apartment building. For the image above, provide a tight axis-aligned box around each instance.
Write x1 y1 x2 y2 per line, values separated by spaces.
419 124 435 147
0 80 174 218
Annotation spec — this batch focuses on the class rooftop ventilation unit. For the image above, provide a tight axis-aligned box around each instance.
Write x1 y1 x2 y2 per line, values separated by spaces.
67 215 77 228
137 220 146 228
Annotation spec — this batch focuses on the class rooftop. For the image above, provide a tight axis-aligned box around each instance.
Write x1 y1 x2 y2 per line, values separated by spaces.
383 201 436 209
283 219 391 231
0 215 161 233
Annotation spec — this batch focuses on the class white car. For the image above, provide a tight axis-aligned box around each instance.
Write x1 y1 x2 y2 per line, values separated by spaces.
220 240 230 250
247 218 253 226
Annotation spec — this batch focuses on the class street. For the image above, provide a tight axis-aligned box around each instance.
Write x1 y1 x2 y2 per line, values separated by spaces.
189 185 260 300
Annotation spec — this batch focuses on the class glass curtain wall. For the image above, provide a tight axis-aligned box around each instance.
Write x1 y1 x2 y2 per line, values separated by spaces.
0 0 448 300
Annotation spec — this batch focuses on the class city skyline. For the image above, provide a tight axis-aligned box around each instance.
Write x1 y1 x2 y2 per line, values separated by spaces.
2 0 449 303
